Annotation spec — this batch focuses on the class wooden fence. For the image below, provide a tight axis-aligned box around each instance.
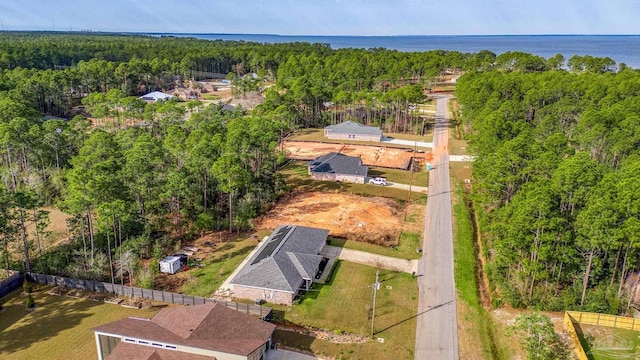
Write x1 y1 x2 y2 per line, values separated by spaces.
565 311 640 360
566 311 640 331
27 272 271 319
0 270 23 299
564 312 589 360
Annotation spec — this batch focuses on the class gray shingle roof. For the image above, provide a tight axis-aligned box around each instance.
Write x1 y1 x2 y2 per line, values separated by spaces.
231 225 328 292
308 152 368 176
325 121 382 136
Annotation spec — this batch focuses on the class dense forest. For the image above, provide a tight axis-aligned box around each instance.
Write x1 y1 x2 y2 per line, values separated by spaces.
1 32 637 313
0 32 479 284
456 68 640 313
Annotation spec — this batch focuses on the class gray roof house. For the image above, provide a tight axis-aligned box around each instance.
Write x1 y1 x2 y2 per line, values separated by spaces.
230 225 329 305
324 120 383 141
307 152 368 184
139 91 173 102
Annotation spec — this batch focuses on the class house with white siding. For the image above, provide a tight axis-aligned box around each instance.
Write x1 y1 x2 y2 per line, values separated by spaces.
324 121 383 142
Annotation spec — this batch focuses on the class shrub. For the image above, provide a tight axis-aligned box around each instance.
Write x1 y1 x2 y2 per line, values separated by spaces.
23 279 33 294
26 294 35 308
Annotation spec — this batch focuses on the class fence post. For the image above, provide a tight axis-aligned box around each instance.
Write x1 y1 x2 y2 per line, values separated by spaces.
236 302 238 311
171 292 174 304
613 316 617 329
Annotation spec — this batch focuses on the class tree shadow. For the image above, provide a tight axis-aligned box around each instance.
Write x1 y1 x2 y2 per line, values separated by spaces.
373 300 454 335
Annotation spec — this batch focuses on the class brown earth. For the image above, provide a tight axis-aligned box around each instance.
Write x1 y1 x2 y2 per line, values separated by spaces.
283 141 430 169
254 191 403 245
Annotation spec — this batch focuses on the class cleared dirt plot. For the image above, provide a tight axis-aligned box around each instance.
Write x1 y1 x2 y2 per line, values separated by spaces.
283 141 430 169
254 191 403 245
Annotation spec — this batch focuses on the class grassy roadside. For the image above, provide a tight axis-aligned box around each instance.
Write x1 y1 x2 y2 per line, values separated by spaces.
452 185 508 360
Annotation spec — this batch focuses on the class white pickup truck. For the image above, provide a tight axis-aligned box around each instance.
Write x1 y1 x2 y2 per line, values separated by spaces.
368 177 387 186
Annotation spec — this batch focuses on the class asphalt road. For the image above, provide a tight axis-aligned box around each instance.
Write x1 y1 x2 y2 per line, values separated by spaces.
415 96 459 359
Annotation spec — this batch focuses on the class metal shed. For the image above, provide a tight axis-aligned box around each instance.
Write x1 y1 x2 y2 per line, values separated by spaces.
159 256 182 274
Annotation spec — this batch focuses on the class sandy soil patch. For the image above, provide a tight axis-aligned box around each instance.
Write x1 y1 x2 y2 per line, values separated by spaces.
254 191 403 244
283 141 430 169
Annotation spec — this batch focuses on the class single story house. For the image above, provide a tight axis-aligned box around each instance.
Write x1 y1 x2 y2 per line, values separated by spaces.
230 225 330 305
324 120 383 142
93 302 276 360
139 91 173 102
307 152 368 184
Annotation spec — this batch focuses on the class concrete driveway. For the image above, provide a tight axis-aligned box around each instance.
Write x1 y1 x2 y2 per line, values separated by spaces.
381 137 433 148
321 245 418 273
267 349 320 360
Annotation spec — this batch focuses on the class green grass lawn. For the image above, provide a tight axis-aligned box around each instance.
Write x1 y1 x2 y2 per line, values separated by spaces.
328 231 422 260
575 324 640 360
280 161 427 202
368 166 429 186
200 93 220 101
0 287 161 360
180 231 270 297
272 261 417 360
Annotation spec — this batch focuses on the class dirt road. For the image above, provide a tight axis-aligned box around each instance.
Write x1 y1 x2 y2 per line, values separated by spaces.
415 96 459 359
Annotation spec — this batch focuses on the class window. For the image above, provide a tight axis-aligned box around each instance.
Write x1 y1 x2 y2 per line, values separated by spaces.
152 343 163 347
166 345 177 350
124 338 136 343
138 340 149 345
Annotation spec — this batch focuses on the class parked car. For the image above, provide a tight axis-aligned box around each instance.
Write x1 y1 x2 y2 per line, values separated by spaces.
417 149 425 153
369 177 387 186
405 148 414 152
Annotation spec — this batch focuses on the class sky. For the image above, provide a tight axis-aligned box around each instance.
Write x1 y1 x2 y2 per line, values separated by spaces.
1 0 639 35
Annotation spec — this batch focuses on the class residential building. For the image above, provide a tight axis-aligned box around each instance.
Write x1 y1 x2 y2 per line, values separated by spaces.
307 152 368 184
93 302 275 360
324 120 383 142
230 225 330 305
139 91 173 102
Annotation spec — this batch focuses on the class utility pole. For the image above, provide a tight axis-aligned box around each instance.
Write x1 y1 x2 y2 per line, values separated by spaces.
371 270 380 337
405 140 418 219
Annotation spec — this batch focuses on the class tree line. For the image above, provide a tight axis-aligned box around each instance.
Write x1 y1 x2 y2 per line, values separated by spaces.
1 32 630 295
456 66 640 313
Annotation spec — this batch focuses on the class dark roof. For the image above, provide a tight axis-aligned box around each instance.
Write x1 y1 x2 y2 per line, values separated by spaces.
325 121 382 136
231 225 329 292
94 303 275 356
107 342 214 360
308 152 368 176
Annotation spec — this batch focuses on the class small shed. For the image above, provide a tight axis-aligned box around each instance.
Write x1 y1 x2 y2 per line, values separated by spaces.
159 256 182 274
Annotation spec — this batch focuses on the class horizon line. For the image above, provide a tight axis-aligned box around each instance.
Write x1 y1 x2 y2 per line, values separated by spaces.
2 30 640 37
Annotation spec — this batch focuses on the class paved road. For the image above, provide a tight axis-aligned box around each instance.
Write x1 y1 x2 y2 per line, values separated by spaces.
415 96 459 359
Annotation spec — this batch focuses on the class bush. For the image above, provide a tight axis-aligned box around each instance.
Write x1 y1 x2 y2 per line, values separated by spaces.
25 294 35 308
23 279 33 294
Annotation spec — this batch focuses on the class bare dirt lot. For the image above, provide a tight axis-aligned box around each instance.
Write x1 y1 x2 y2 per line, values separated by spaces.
254 191 403 245
283 141 431 169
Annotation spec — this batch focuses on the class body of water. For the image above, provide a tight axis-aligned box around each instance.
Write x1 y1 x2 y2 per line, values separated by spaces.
146 33 640 68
